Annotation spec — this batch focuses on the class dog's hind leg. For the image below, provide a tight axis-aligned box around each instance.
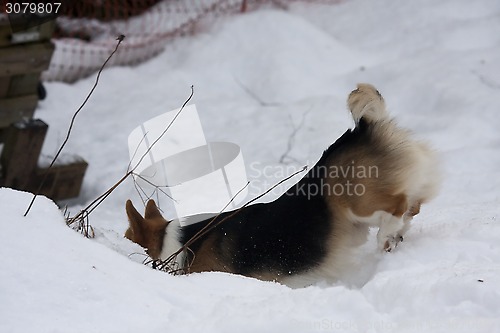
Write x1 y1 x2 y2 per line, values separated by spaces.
347 209 407 252
377 194 409 252
377 213 405 252
396 200 422 242
346 193 409 252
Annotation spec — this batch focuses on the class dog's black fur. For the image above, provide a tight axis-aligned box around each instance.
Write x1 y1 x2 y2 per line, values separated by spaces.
125 84 441 287
179 119 370 277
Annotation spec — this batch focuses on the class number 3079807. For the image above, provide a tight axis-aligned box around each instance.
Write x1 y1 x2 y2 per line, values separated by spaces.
5 2 61 14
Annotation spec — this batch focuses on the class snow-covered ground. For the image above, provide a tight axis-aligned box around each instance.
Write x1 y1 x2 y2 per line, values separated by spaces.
2 0 500 332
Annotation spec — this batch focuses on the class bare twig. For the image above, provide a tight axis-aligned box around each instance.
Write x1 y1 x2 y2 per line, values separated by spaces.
66 85 194 227
233 75 281 107
129 85 194 173
127 130 150 172
157 165 308 273
66 172 130 226
65 206 95 238
473 70 500 90
132 172 176 201
24 35 126 217
279 108 311 164
131 172 176 212
156 180 251 271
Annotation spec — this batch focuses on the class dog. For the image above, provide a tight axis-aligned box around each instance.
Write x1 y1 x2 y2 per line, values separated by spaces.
125 84 440 287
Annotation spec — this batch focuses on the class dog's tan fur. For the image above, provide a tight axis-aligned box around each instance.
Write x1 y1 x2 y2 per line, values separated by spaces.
188 233 233 273
125 200 169 260
321 84 439 253
124 84 441 286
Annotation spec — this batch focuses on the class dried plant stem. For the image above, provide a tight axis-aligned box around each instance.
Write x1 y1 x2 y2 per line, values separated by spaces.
279 108 311 164
67 85 194 226
129 85 194 173
233 75 281 107
158 165 308 272
67 172 130 226
24 35 126 217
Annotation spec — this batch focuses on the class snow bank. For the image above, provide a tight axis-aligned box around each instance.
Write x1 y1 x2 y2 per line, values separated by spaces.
1 189 499 332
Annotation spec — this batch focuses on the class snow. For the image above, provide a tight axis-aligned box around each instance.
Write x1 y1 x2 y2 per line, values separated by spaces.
2 0 500 332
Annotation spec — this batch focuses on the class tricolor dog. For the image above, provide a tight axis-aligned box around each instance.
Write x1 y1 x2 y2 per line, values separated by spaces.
125 84 440 287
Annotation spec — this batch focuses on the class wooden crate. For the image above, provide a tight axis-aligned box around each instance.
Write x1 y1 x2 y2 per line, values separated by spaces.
0 119 48 188
32 159 89 201
0 160 89 201
0 119 88 201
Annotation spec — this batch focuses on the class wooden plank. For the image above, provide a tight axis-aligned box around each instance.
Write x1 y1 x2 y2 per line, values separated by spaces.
0 76 9 98
0 20 12 48
0 94 38 128
7 73 40 97
0 119 48 189
36 20 56 42
0 20 55 48
0 42 54 76
0 135 3 182
1 73 41 99
33 160 88 201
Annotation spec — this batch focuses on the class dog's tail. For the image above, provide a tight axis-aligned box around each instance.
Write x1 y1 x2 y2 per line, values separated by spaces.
348 83 389 125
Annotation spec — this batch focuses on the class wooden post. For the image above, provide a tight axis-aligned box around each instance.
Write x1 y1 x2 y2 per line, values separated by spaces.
0 94 39 127
0 119 48 189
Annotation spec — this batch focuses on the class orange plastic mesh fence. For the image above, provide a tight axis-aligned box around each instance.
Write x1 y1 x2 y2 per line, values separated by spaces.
2 0 342 82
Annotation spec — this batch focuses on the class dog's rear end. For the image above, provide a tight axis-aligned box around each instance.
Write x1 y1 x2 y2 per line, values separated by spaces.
278 83 440 286
322 83 440 254
125 84 441 287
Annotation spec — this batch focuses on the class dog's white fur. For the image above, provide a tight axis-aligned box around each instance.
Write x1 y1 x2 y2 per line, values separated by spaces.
125 84 441 288
159 219 184 270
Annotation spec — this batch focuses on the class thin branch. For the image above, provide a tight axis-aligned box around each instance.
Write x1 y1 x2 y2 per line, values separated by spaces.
131 172 176 201
473 70 500 90
279 108 311 164
24 35 126 217
127 130 150 172
157 165 308 273
233 75 281 107
67 172 130 226
66 86 194 226
129 85 194 173
156 180 251 272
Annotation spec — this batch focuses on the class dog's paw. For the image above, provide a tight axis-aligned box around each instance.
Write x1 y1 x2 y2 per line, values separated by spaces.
382 234 404 252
